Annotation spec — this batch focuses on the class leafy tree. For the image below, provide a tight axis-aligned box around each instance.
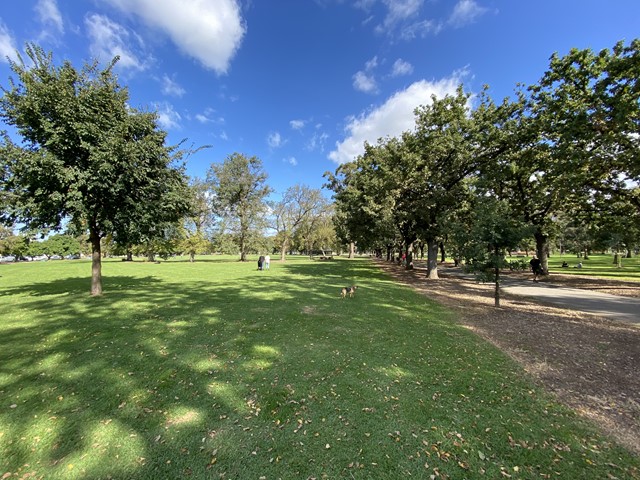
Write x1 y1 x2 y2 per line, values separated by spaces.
0 44 190 294
42 233 81 258
509 39 640 271
179 178 215 262
406 86 504 278
207 153 272 261
271 184 326 261
451 195 533 306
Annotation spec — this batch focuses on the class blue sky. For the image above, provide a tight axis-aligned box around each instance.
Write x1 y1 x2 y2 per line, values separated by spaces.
1 1 638 201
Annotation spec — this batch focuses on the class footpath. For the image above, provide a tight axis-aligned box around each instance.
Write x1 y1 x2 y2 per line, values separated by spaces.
422 264 640 324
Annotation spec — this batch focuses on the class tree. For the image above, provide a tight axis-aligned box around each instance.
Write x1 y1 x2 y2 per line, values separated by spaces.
0 44 190 295
450 195 533 307
179 178 215 262
271 184 326 261
509 40 640 271
207 153 272 261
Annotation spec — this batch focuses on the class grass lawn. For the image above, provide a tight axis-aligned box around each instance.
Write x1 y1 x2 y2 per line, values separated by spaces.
1 256 638 479
547 254 640 281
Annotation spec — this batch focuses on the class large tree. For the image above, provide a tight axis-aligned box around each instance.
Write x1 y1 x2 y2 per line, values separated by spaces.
0 44 190 295
207 152 271 261
271 184 326 261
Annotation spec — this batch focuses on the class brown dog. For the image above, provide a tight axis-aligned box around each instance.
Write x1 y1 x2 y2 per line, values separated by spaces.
340 285 357 298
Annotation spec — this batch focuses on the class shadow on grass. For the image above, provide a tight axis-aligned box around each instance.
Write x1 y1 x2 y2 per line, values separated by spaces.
1 258 637 479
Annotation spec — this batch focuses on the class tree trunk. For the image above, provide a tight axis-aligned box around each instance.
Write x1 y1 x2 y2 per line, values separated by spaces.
494 265 500 307
349 242 355 258
386 245 392 262
405 242 414 270
89 229 103 296
126 250 133 262
280 241 287 262
439 241 446 263
426 238 439 279
534 230 549 275
190 252 195 263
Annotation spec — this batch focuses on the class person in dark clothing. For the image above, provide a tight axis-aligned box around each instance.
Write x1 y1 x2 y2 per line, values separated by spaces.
530 255 542 282
258 255 265 270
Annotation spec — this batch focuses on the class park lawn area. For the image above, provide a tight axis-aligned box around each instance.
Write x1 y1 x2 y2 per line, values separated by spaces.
1 257 638 479
547 254 640 281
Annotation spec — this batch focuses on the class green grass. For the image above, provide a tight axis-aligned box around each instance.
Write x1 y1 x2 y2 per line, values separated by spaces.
1 256 638 479
547 254 640 281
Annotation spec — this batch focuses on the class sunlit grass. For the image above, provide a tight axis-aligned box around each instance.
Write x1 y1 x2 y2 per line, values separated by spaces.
1 256 638 479
547 254 640 281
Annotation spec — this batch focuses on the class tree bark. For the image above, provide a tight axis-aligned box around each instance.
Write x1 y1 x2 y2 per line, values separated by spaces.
89 229 103 296
534 229 549 275
280 241 287 261
494 265 501 307
349 242 355 258
405 242 414 270
439 241 446 263
426 238 439 279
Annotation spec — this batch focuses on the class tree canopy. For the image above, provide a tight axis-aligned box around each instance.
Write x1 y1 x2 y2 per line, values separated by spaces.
0 44 190 294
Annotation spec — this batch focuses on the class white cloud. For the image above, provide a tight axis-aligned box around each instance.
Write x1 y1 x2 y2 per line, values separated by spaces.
0 22 18 63
353 71 378 94
85 14 150 72
101 0 246 74
329 74 462 164
267 131 283 148
161 74 186 97
353 56 379 94
307 131 329 152
35 0 64 36
283 156 298 166
195 108 223 124
290 119 306 130
376 0 424 34
154 101 182 130
390 58 413 77
399 18 442 39
448 0 488 28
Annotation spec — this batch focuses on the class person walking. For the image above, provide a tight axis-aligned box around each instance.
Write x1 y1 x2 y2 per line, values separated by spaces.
264 254 270 270
530 255 542 282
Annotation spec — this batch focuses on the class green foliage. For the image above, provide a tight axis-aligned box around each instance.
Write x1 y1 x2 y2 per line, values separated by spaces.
0 44 190 294
207 153 272 261
0 258 638 478
271 184 329 260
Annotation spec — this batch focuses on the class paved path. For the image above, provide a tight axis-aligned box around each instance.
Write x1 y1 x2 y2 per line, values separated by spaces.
438 266 640 324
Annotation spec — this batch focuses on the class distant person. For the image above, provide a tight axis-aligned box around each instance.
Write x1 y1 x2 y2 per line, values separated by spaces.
529 255 542 282
258 255 265 270
561 261 569 268
574 262 583 269
264 254 270 270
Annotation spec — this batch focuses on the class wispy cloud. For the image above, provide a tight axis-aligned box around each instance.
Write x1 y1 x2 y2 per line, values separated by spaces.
390 58 413 77
161 74 186 97
35 0 64 40
0 22 18 63
154 101 182 130
353 56 379 94
448 0 488 28
267 131 284 148
85 14 151 72
290 119 306 130
329 73 464 164
101 0 246 74
283 156 298 166
195 107 224 124
357 0 487 38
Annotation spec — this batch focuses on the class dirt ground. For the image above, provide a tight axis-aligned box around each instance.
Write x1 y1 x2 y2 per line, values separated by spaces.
374 260 640 457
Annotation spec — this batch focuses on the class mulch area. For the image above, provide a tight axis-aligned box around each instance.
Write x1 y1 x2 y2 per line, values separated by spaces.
374 260 640 457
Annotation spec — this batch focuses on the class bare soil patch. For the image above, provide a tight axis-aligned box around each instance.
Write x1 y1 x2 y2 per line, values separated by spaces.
374 260 640 456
